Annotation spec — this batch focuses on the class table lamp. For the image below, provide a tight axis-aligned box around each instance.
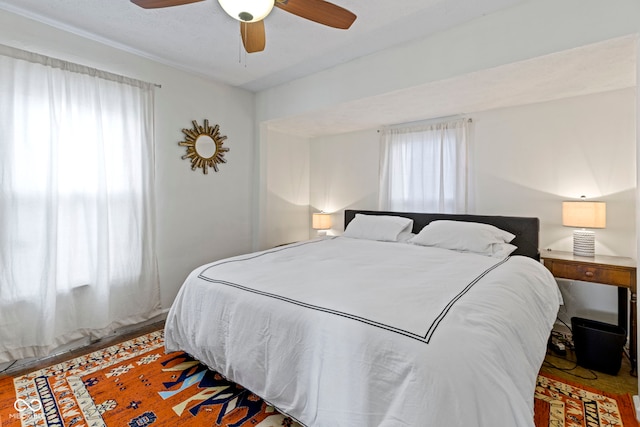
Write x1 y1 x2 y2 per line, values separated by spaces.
312 212 332 236
562 197 606 257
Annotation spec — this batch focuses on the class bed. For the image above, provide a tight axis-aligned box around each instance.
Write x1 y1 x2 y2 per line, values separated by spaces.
165 210 561 426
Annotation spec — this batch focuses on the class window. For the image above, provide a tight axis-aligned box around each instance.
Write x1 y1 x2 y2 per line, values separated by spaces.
0 45 160 362
378 118 472 213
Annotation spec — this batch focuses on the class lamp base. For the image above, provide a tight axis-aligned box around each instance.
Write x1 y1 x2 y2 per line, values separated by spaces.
573 229 595 257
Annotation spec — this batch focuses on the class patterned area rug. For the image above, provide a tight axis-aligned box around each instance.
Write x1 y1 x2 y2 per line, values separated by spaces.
0 330 637 427
0 331 299 427
535 372 638 427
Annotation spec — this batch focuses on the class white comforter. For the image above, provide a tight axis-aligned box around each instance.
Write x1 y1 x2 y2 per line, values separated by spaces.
165 237 561 427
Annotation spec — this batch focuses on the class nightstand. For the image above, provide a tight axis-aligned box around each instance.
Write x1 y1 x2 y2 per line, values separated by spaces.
541 250 637 376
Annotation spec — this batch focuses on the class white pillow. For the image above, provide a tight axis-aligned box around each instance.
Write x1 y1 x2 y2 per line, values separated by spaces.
489 242 518 258
396 231 416 243
343 214 414 242
408 220 515 254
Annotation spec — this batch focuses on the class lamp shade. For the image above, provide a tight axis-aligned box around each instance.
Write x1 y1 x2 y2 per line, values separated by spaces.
312 213 332 230
562 201 606 229
218 0 274 22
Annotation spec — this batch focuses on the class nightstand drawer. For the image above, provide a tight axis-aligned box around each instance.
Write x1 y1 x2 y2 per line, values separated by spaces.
547 261 633 288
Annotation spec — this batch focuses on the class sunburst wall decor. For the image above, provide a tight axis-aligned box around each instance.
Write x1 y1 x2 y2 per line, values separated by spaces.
179 119 229 174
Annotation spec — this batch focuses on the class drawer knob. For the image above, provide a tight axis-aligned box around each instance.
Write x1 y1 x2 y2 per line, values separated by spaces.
584 271 594 277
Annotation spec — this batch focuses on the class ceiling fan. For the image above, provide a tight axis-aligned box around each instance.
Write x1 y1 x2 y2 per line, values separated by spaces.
131 0 357 54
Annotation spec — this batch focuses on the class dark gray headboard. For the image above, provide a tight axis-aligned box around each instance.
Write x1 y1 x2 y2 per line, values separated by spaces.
344 210 540 261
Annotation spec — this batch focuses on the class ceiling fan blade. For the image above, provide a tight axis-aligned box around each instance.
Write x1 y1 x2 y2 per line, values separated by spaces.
130 0 204 9
241 21 266 53
275 0 356 29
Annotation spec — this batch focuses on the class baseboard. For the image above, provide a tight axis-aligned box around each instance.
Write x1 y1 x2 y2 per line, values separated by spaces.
1 309 169 375
96 309 168 341
634 395 640 421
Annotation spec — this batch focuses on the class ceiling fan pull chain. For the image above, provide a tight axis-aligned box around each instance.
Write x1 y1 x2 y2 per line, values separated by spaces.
238 26 247 67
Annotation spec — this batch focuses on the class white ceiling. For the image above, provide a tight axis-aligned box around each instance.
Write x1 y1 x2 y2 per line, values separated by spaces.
0 0 635 138
267 36 637 137
0 0 525 92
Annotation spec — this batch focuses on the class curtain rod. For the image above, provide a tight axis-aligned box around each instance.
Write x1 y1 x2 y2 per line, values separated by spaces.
0 43 161 89
377 116 472 133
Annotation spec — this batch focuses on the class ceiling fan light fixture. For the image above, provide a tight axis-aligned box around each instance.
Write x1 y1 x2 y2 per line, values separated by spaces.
218 0 274 22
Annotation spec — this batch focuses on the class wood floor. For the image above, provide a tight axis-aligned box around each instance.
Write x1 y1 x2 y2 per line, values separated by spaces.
0 321 166 379
541 347 637 396
3 322 638 400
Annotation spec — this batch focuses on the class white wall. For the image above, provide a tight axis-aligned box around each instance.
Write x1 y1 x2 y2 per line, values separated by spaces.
261 128 380 247
309 129 380 235
473 88 636 257
261 127 380 244
473 89 636 325
307 89 636 322
261 130 311 248
0 9 256 310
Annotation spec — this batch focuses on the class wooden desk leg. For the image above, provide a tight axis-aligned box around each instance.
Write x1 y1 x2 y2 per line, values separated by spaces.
619 287 628 333
619 287 637 376
630 290 637 377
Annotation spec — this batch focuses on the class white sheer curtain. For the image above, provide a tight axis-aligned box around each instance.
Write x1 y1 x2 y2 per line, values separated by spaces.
0 45 160 362
379 118 472 213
